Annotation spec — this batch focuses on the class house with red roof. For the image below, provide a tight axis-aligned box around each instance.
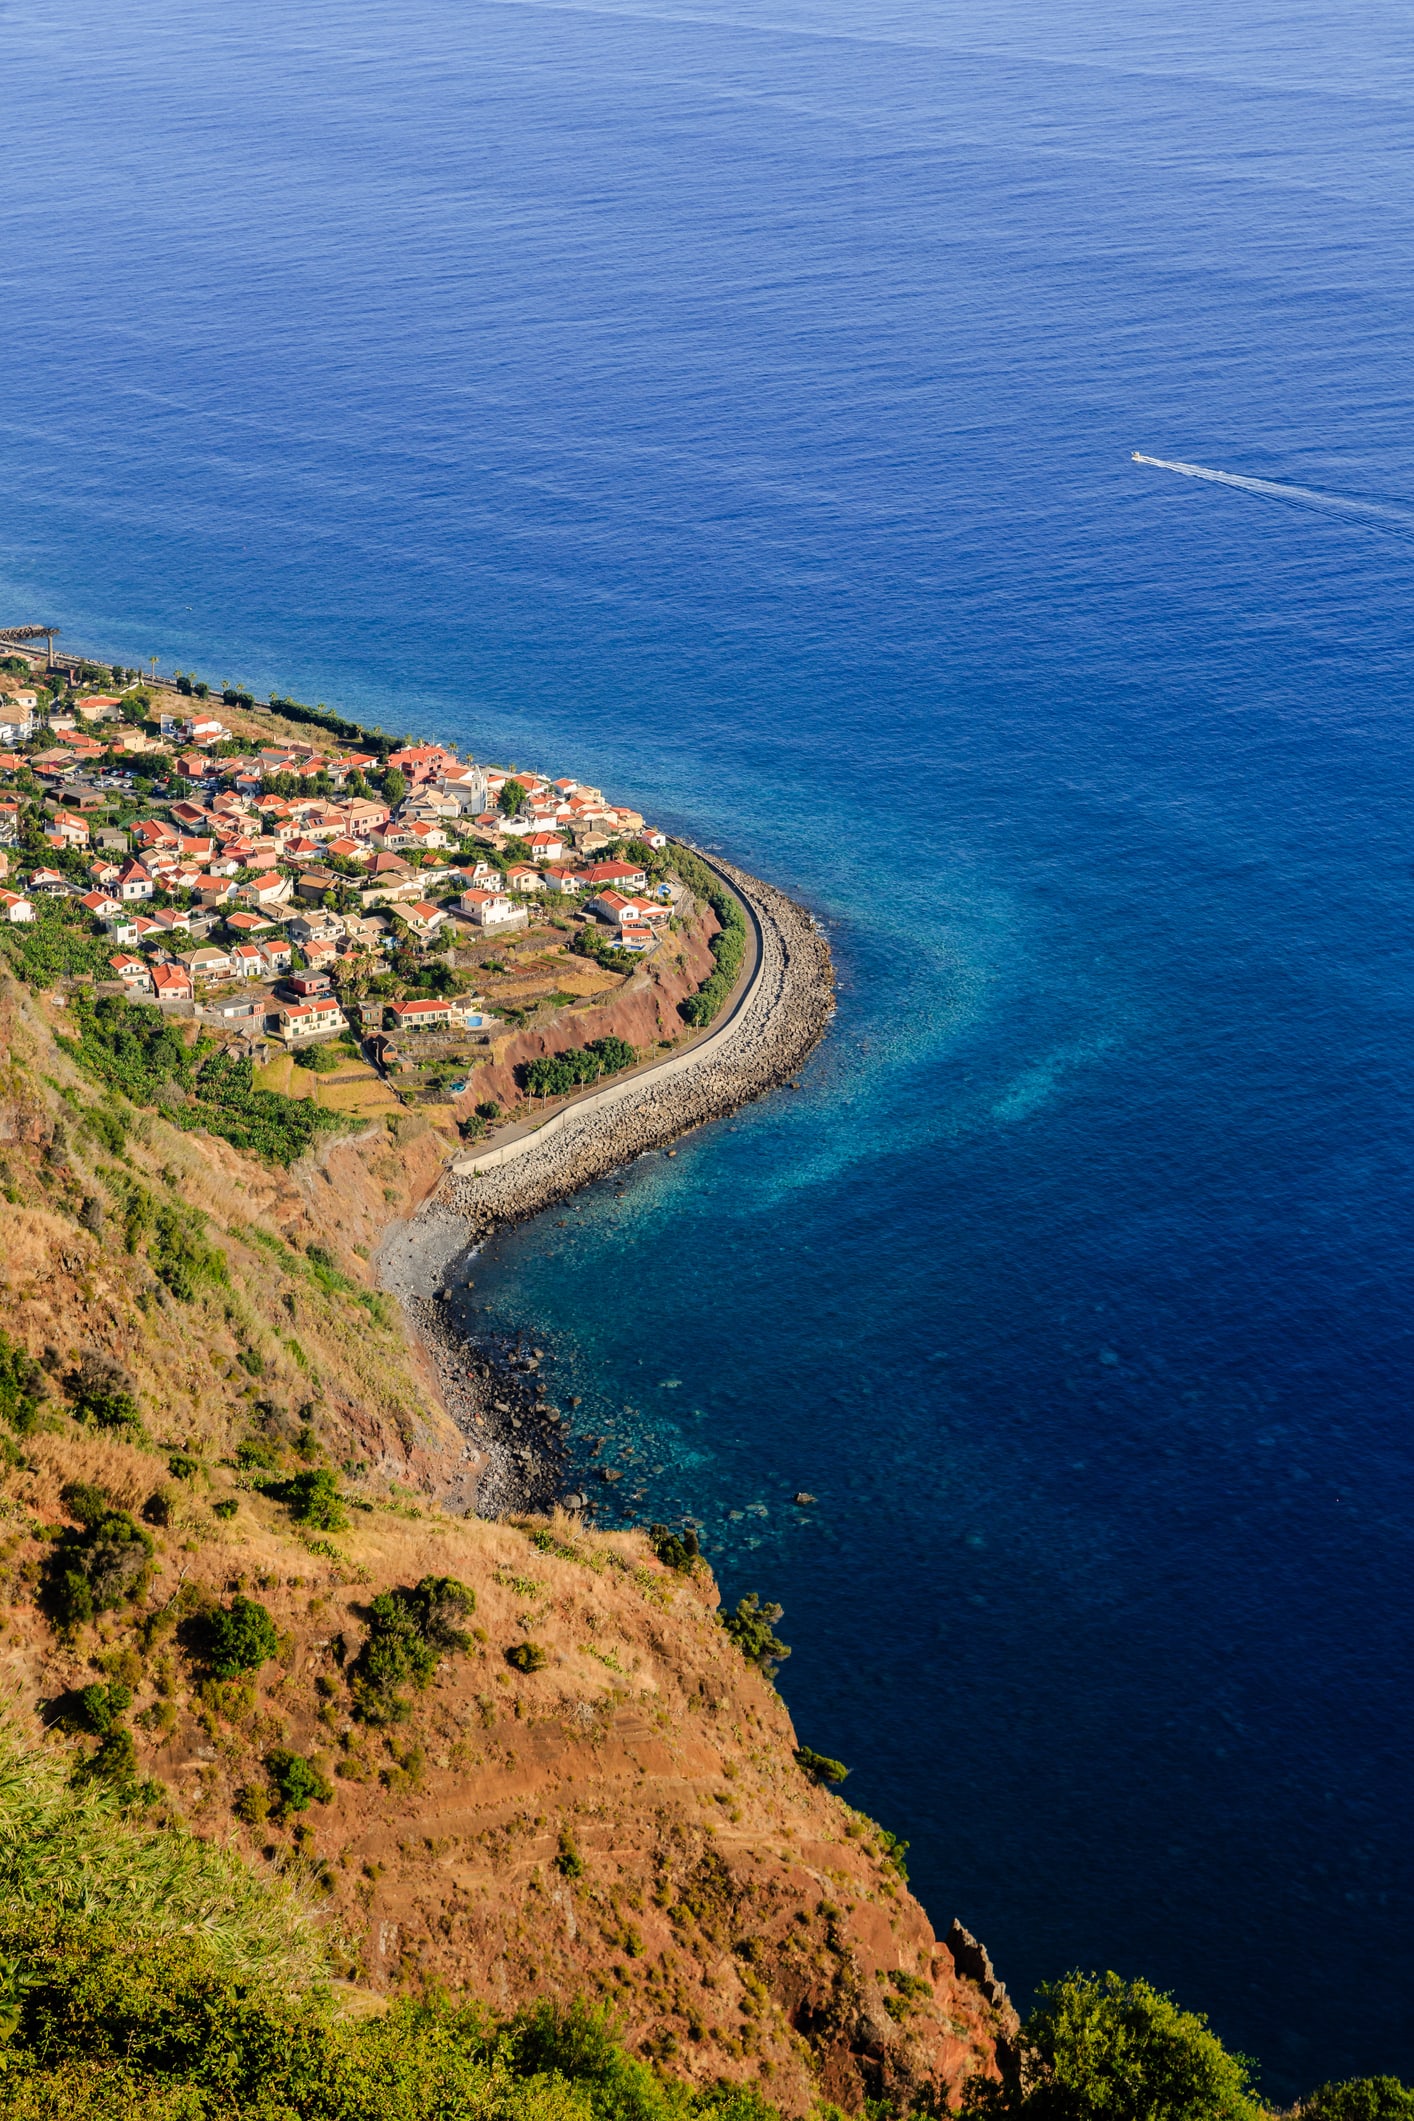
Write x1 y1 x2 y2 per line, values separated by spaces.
133 819 179 852
276 995 346 1042
396 900 447 940
581 859 648 890
387 995 454 1031
151 963 192 1002
387 743 458 784
109 953 153 993
116 860 155 901
456 888 525 931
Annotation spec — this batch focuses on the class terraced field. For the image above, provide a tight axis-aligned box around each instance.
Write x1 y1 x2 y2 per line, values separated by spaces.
255 1044 402 1116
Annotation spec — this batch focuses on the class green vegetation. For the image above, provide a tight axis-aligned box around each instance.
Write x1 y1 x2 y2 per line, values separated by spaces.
0 1331 47 1434
255 691 402 756
262 1748 333 1818
961 1971 1267 2120
556 1829 585 1879
56 996 346 1166
1299 2084 1414 2120
0 899 114 987
77 1682 133 1736
524 1036 637 1099
506 1641 549 1673
0 1909 789 2121
668 851 747 1029
794 1746 849 1787
647 1524 699 1572
43 1484 154 1631
720 1594 789 1678
272 1469 347 1532
150 1202 228 1301
203 1597 279 1679
66 1353 141 1433
572 925 642 975
0 1707 319 1990
350 1576 476 1725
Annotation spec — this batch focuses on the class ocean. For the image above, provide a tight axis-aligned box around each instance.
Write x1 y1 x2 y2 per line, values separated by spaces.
1 0 1411 2095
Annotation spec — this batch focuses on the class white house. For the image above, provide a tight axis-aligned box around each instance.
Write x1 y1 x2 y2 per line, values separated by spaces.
277 995 347 1042
457 889 526 932
0 890 34 923
109 953 153 992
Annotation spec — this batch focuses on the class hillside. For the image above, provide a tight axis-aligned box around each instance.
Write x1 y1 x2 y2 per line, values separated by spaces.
0 964 1010 2115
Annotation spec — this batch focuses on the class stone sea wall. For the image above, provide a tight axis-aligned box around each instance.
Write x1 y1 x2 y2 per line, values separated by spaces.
441 855 834 1241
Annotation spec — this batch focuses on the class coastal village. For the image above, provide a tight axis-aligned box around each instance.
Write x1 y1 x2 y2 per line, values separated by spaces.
0 646 714 1139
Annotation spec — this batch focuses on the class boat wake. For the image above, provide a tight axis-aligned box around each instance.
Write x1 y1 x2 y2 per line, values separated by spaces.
1131 452 1414 545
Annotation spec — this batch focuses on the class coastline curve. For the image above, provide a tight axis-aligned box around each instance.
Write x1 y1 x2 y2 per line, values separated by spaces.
440 850 833 1240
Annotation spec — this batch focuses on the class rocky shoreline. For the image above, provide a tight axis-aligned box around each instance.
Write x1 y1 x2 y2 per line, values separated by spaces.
378 858 834 1516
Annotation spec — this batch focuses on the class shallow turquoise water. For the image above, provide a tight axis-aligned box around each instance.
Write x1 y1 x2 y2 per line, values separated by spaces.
2 0 1413 2092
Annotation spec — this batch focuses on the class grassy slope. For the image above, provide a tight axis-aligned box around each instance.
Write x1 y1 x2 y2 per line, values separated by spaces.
0 970 1006 2115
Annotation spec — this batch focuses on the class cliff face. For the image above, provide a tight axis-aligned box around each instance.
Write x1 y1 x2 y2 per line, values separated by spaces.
0 971 1008 2114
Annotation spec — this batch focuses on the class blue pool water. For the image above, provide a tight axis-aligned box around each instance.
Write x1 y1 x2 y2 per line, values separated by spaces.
2 0 1412 2093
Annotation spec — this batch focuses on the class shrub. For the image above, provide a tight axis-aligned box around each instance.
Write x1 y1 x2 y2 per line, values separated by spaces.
79 1726 140 1792
350 1576 475 1725
264 1750 332 1818
45 1487 154 1630
505 1642 549 1673
647 1524 699 1572
66 1353 141 1434
281 1469 347 1531
78 1683 133 1737
671 851 748 1029
205 1597 279 1679
150 1204 228 1302
720 1594 790 1677
960 1969 1268 2120
556 1828 584 1879
794 1745 849 1787
0 1332 46 1435
233 1780 271 1826
1301 2083 1414 2120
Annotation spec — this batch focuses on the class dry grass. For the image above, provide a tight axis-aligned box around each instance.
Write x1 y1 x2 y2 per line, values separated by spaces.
317 1081 401 1115
25 1430 161 1513
255 1051 296 1096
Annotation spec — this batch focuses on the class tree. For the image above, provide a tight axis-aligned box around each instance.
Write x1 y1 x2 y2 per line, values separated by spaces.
721 1593 790 1677
961 1971 1268 2121
1300 2083 1414 2120
380 768 407 805
205 1596 280 1678
795 1745 849 1786
263 1748 331 1817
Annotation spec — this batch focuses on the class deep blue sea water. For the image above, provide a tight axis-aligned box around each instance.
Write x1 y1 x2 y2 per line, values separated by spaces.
2 0 1412 2094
